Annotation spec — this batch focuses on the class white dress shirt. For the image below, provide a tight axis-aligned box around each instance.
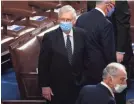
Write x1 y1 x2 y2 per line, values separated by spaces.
101 81 114 97
63 29 74 54
95 7 106 17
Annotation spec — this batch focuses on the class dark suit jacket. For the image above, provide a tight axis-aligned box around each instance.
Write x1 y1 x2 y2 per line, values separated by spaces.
38 27 87 104
76 83 116 104
76 9 115 83
109 1 133 63
87 1 133 63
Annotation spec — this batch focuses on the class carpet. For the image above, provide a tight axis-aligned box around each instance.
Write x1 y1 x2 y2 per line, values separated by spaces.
1 69 20 100
1 69 134 101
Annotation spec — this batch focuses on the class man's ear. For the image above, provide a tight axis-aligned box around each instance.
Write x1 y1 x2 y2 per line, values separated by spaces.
108 76 113 85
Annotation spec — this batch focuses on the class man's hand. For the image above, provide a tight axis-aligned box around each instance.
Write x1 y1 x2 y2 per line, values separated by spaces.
42 87 54 101
116 52 124 63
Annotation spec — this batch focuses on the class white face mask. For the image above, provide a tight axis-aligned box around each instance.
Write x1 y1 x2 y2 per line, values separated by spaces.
106 69 127 93
110 76 127 93
114 84 127 93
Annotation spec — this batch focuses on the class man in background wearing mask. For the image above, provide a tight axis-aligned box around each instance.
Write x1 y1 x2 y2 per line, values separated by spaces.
76 1 116 85
86 1 133 104
86 1 133 68
38 5 87 104
76 62 127 104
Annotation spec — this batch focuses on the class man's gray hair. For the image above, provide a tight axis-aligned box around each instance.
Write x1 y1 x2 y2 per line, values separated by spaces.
102 62 126 79
58 5 77 20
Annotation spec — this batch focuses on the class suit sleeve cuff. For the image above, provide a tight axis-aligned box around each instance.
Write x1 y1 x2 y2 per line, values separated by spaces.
116 51 125 54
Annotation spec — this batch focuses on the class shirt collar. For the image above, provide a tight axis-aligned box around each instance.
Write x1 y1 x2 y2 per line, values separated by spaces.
63 29 73 37
101 81 114 97
95 7 106 16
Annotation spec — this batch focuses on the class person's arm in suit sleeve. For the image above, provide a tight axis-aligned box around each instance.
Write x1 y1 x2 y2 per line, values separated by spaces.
114 1 130 62
115 1 130 52
76 16 89 67
80 29 89 71
38 33 54 101
80 29 89 86
75 17 84 29
38 33 52 87
75 21 89 70
101 23 115 64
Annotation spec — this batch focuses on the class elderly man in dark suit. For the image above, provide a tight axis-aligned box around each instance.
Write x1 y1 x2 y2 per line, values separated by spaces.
76 1 116 85
38 5 87 104
86 1 133 104
76 62 127 104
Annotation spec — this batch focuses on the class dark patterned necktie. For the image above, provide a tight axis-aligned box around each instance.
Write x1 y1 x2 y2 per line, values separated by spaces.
66 35 72 64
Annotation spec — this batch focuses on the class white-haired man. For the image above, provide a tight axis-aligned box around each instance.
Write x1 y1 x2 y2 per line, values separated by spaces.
38 5 88 104
76 62 127 104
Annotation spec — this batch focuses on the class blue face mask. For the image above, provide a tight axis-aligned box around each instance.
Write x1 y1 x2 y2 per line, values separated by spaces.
59 22 73 31
107 7 115 17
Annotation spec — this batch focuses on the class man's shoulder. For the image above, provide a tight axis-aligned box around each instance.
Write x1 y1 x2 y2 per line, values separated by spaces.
80 85 102 99
45 28 59 35
82 84 110 94
78 11 89 19
81 85 96 93
78 9 98 18
43 28 59 38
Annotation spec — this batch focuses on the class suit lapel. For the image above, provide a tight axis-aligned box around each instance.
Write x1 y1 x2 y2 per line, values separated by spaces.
57 27 68 58
56 27 79 64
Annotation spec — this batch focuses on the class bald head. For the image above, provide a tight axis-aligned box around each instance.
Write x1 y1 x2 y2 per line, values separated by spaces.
96 0 115 5
96 0 115 16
